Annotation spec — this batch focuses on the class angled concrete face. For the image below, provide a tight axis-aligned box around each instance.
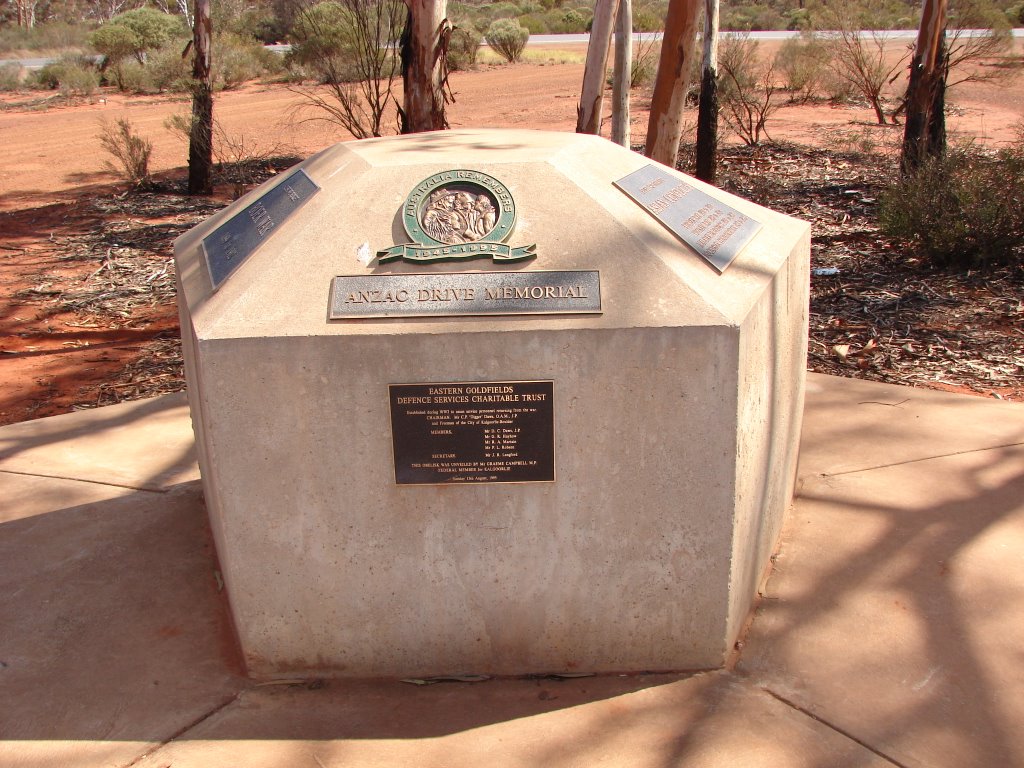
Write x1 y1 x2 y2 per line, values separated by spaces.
174 129 810 678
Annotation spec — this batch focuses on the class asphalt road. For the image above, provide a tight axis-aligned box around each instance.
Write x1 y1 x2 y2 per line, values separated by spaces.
3 29 1022 70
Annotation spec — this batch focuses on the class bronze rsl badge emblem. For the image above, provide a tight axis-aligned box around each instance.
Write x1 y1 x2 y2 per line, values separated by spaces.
376 171 537 265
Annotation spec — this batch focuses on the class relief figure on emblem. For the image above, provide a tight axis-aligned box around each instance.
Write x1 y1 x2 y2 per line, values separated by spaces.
421 187 498 245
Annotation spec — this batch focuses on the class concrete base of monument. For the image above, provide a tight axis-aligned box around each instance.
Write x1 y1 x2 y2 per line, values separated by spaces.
174 129 810 678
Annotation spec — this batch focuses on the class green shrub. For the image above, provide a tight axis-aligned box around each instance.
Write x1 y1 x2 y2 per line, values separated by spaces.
0 63 24 91
58 63 99 96
879 142 1024 270
89 8 186 66
146 45 191 91
449 22 482 71
98 117 153 186
32 61 64 89
30 54 98 94
542 7 588 33
518 13 549 34
115 45 191 94
559 8 587 32
89 23 140 67
215 32 276 88
0 22 90 55
721 5 786 31
774 33 830 102
785 8 812 31
229 8 290 44
633 9 662 32
485 18 529 63
117 59 158 93
490 2 522 19
287 0 401 85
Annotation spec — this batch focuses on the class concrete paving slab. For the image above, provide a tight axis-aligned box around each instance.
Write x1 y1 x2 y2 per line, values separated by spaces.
0 393 198 491
2 375 1022 768
0 740 158 768
0 471 137 524
0 480 244 768
132 673 891 768
800 373 1024 478
741 442 1024 768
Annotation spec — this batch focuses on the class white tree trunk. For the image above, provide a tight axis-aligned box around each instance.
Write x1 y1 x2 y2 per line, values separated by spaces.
610 0 632 147
403 0 450 133
577 0 620 134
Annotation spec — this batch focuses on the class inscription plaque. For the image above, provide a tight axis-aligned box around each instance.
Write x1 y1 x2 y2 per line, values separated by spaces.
202 169 320 289
389 381 554 485
614 164 761 273
329 270 601 319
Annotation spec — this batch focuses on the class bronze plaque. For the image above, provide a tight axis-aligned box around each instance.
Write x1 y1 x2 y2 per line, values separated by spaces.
329 271 601 319
202 169 319 290
389 381 554 485
614 164 761 273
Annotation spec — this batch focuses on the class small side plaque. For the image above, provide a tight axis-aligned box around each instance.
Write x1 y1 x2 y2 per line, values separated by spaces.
389 381 554 485
329 271 600 319
614 164 761 273
202 169 320 290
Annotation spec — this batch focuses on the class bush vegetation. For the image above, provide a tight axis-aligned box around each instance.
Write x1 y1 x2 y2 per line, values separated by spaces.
2 0 1023 68
448 21 482 71
98 117 153 186
0 22 89 56
717 34 779 145
30 53 99 96
89 8 187 66
484 18 529 63
880 139 1024 270
774 33 831 102
284 0 404 139
215 32 282 88
0 62 23 90
1 0 1019 105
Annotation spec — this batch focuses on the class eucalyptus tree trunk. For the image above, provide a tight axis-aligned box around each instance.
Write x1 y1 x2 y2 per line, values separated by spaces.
610 0 632 147
577 0 620 134
901 0 948 174
187 0 213 195
644 0 701 166
694 0 719 183
401 0 451 133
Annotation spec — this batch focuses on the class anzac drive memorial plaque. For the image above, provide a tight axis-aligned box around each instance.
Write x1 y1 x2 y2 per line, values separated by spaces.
174 129 810 679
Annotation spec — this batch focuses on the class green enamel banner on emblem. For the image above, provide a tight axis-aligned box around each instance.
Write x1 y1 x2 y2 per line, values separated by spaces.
377 242 537 264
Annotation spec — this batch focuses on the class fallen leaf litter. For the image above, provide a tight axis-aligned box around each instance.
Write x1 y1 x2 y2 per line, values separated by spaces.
15 146 1024 411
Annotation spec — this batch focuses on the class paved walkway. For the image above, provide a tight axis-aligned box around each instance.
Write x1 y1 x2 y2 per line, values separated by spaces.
1 373 1022 767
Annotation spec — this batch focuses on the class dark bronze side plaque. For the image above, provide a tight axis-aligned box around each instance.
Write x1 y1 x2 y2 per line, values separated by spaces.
615 164 761 273
389 381 554 485
202 169 319 290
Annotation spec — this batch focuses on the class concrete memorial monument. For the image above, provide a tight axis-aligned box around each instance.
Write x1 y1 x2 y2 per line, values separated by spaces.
174 129 810 678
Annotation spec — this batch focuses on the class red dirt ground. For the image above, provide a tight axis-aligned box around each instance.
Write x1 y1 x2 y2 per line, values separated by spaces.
2 40 1023 424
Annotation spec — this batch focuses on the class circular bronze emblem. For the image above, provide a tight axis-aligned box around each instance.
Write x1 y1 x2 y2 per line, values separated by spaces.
404 171 516 247
378 170 534 265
